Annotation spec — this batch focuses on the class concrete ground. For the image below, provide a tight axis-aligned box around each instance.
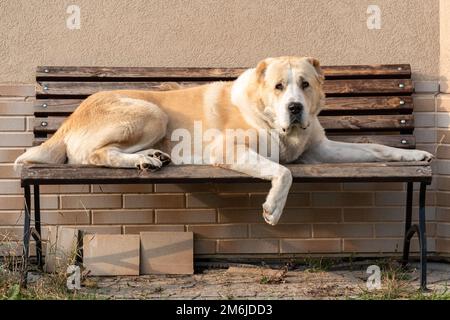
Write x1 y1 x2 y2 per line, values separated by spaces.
73 260 450 300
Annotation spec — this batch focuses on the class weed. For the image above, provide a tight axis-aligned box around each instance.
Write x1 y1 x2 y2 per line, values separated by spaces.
303 257 336 273
259 275 270 284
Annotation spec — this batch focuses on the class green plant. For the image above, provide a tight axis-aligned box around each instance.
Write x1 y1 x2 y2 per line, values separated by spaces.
303 257 335 273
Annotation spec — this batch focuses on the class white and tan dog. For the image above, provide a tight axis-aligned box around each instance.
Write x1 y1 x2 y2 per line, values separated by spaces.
15 56 433 225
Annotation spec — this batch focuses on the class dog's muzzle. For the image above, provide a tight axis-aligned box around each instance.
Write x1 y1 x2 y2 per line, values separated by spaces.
279 102 309 133
288 102 308 129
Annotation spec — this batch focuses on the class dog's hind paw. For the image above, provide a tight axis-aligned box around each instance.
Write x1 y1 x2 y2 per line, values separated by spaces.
150 150 171 166
139 149 171 167
136 155 163 171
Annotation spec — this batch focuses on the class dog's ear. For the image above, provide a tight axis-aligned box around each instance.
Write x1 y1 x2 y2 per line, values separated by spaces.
254 58 270 83
306 57 324 84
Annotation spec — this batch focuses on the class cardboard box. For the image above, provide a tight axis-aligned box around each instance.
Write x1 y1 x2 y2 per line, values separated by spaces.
83 234 140 276
140 231 194 275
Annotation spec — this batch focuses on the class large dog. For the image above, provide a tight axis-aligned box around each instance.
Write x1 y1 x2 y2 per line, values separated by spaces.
15 56 433 225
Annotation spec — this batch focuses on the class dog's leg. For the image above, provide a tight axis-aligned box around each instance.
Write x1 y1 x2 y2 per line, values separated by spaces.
88 146 164 170
219 148 292 226
299 138 434 163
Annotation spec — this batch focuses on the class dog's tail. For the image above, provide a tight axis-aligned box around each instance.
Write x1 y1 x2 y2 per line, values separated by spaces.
14 129 67 171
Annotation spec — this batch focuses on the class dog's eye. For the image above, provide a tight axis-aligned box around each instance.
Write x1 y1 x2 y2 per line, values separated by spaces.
275 83 284 91
301 81 310 89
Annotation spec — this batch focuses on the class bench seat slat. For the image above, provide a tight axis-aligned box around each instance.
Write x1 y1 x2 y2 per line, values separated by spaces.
36 65 411 80
36 79 414 96
34 96 413 116
33 114 414 134
20 162 432 186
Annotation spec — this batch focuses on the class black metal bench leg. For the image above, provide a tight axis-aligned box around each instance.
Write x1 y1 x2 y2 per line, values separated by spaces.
33 184 43 269
418 182 427 290
20 185 32 288
402 182 413 266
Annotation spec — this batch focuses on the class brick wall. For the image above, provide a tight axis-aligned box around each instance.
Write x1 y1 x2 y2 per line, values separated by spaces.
0 84 34 255
1 82 447 259
435 0 450 258
437 94 450 255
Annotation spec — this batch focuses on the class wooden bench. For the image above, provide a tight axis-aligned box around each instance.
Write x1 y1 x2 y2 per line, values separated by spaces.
20 64 432 289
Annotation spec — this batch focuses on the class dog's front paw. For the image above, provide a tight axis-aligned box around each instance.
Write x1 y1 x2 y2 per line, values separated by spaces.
402 150 434 162
262 202 282 226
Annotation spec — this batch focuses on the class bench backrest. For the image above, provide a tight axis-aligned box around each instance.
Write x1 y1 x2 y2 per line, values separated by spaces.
33 65 415 148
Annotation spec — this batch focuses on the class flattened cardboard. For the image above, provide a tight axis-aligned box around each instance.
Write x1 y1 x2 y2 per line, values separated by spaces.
140 231 194 275
83 234 140 276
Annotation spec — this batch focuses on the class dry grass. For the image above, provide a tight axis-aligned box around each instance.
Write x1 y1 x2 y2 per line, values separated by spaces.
354 259 450 300
0 269 96 300
0 234 98 300
0 263 99 300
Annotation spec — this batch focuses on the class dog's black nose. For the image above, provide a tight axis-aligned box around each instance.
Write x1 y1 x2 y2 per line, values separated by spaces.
288 102 303 115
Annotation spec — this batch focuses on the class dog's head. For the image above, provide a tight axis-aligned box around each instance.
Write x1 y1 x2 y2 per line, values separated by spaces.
240 56 325 134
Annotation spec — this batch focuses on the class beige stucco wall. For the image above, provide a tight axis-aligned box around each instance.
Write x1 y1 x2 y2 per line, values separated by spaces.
440 0 450 91
0 0 440 83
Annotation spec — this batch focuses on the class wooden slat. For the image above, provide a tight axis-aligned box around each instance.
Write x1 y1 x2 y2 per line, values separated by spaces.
32 134 415 149
36 64 411 80
329 135 415 149
34 96 414 116
34 117 66 132
323 96 413 114
20 162 432 186
320 114 414 131
36 79 414 96
321 64 410 78
323 79 413 96
33 114 414 134
34 99 81 116
37 67 247 80
36 81 200 96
